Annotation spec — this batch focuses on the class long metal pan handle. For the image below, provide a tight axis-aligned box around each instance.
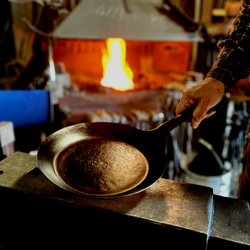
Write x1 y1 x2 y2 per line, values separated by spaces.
149 102 222 139
148 107 195 138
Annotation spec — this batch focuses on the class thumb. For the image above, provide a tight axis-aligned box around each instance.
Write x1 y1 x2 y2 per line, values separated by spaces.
191 104 211 129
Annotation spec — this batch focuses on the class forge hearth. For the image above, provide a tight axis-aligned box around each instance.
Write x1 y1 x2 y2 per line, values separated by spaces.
53 39 192 91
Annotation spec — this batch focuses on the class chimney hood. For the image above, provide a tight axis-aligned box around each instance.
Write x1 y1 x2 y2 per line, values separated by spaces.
53 0 203 41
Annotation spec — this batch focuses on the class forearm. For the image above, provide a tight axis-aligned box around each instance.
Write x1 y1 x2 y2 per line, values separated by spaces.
207 47 250 89
207 0 250 88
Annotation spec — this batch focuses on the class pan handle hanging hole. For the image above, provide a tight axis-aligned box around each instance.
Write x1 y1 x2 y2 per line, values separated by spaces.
0 170 4 175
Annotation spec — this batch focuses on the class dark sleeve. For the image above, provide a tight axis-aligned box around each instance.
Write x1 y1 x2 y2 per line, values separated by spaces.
207 0 250 89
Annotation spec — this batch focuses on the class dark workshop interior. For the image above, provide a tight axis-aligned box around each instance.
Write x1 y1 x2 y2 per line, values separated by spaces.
0 0 250 249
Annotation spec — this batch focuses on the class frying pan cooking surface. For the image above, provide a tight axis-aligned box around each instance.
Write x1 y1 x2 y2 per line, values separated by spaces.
54 138 149 196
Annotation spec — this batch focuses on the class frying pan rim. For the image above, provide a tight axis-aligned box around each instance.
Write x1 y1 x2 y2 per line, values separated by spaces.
37 123 155 198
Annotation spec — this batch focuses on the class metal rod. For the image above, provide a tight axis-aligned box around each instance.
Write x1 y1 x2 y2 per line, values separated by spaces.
122 0 133 14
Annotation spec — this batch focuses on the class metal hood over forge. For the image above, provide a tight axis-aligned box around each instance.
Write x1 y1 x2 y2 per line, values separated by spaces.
53 0 203 41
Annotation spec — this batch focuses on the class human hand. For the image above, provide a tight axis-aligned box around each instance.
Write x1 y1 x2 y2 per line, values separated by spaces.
175 77 225 129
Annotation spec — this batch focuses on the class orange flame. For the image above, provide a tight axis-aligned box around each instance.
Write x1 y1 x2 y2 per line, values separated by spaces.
101 38 134 91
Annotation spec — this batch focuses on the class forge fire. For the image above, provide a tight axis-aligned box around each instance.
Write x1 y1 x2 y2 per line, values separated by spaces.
101 38 134 91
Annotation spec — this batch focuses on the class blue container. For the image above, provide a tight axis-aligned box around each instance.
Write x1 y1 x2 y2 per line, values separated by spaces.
0 90 50 128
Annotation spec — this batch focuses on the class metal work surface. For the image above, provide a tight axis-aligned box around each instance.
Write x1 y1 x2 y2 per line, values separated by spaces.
0 152 249 249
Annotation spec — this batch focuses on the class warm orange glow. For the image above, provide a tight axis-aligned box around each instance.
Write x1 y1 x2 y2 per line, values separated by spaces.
101 38 134 91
